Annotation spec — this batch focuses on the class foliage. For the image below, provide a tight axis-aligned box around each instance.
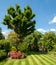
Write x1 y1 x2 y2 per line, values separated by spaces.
23 31 43 51
10 46 17 51
43 32 56 51
0 39 11 52
0 27 5 40
18 42 28 52
53 44 56 52
3 4 36 43
0 50 7 61
7 31 19 50
38 31 56 53
7 31 19 45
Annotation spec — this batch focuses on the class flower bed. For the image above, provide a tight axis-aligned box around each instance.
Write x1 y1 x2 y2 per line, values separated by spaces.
8 51 26 59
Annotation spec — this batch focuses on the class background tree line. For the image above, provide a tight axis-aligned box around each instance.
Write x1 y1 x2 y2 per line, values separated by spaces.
0 30 56 53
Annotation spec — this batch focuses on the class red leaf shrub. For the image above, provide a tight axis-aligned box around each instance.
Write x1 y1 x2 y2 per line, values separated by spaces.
8 51 25 59
20 53 25 59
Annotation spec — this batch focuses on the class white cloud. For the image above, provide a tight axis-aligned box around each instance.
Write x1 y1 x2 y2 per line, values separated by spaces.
37 28 56 33
50 28 56 32
2 31 10 38
37 28 47 33
49 16 56 24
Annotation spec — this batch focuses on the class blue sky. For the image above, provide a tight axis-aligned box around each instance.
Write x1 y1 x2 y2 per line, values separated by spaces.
0 0 56 36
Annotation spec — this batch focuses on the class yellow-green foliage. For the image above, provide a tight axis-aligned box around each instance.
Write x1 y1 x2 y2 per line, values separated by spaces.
10 46 17 51
18 42 28 51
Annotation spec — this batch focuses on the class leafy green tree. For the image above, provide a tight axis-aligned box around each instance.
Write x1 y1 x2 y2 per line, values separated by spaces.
24 31 42 51
24 33 34 51
3 4 36 43
7 31 19 45
32 31 43 51
7 31 20 50
0 27 5 40
41 32 56 51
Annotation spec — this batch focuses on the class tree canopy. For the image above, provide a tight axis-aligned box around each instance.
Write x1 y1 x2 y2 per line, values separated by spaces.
3 4 36 42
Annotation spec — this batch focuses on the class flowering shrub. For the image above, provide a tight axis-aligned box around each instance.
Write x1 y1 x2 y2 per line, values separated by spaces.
8 51 25 59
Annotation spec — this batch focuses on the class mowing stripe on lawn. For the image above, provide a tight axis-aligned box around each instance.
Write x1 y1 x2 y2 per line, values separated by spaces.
21 59 26 65
27 56 34 65
26 55 39 65
17 60 21 65
35 55 49 65
44 55 56 63
13 60 20 65
31 55 42 65
43 55 56 65
39 55 53 65
48 54 56 60
4 59 11 65
25 59 29 65
25 56 30 65
30 55 41 65
28 55 40 65
40 55 55 65
4 59 14 65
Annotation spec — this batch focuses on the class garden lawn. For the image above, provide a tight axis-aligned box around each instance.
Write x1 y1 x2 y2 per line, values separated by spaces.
0 54 56 65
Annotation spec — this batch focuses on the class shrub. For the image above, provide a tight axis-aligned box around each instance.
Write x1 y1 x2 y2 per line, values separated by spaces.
18 42 28 52
0 39 11 52
0 50 7 61
8 51 26 59
10 46 17 51
54 45 56 52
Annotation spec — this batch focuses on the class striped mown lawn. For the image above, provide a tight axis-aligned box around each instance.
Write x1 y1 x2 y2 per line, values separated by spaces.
0 54 56 65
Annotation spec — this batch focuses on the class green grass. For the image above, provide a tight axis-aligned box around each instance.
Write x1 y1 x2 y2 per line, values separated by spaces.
0 54 56 65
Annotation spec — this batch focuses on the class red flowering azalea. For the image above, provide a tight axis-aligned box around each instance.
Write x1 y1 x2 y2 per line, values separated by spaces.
8 51 25 59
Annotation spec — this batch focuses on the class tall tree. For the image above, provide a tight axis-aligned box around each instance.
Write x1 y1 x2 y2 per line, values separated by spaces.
3 4 36 42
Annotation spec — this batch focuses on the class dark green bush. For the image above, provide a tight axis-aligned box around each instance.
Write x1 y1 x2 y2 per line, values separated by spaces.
0 50 7 61
0 39 11 52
